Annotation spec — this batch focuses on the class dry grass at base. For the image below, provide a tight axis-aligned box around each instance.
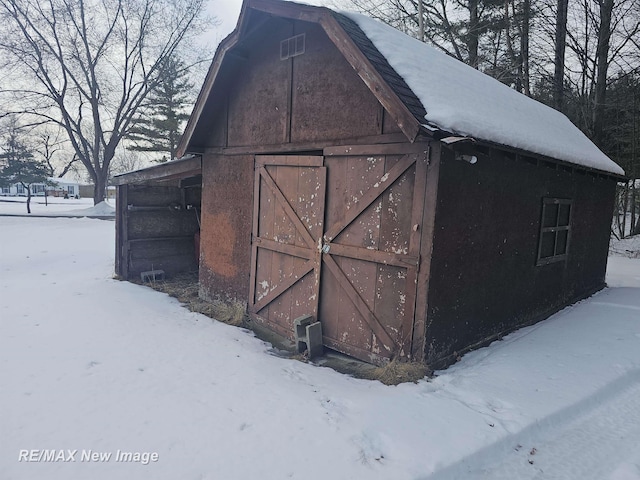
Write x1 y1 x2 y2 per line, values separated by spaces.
361 360 431 385
140 272 245 327
319 353 431 385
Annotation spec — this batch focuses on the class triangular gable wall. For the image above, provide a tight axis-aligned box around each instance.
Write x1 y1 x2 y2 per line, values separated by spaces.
177 0 422 157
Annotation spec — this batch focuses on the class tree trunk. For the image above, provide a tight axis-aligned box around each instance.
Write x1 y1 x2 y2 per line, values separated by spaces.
521 0 531 96
631 180 637 235
94 175 107 205
553 0 569 111
468 0 479 69
26 185 31 214
622 181 629 237
417 0 425 42
593 0 614 145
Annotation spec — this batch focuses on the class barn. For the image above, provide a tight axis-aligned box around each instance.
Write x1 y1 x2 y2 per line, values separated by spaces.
114 0 625 368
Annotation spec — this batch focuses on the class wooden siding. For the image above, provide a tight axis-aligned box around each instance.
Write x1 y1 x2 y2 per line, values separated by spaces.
200 18 388 151
425 146 617 367
198 153 255 302
289 22 382 142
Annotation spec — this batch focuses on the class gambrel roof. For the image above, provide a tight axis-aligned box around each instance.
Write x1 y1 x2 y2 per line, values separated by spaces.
178 0 624 176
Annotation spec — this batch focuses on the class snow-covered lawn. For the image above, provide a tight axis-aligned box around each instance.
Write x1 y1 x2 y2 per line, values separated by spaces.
0 196 114 217
1 215 639 480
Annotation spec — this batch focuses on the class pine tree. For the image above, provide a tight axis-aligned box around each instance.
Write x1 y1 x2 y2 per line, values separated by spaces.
127 57 194 163
0 129 50 214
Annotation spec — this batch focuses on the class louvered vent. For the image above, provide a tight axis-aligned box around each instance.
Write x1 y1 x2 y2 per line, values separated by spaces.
280 34 305 60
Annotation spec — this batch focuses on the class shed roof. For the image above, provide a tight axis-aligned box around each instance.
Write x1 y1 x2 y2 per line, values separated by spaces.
178 0 623 176
112 155 201 186
341 12 624 176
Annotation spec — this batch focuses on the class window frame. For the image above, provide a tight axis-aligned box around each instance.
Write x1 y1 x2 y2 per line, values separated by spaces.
536 197 572 266
280 33 305 61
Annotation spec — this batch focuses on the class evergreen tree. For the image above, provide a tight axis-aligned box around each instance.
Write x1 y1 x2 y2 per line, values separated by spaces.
127 57 194 163
0 129 50 214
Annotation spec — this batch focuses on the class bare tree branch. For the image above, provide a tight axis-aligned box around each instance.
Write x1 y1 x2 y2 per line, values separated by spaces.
0 0 211 204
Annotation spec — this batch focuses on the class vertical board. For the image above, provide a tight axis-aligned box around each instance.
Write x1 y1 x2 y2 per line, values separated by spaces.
226 18 293 147
249 156 326 340
318 148 427 364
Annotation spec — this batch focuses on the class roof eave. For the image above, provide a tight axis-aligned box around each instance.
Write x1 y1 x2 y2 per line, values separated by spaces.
112 156 202 186
434 128 626 181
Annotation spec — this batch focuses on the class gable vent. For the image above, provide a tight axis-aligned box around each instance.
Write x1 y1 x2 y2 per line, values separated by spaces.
280 34 305 60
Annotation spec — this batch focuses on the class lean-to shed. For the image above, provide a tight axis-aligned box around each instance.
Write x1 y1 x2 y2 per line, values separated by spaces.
115 0 625 368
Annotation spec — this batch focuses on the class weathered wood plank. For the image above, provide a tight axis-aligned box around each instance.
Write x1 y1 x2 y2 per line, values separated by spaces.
401 148 428 359
252 259 315 313
322 254 395 352
269 165 295 329
254 167 276 316
248 165 262 308
256 155 324 167
412 143 440 362
116 184 129 278
217 133 408 156
112 157 201 185
323 153 417 242
324 142 429 157
127 211 199 240
259 166 316 248
323 337 389 366
327 241 418 268
253 236 313 260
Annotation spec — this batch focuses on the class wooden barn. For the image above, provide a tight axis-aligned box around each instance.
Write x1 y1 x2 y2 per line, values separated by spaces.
114 0 625 368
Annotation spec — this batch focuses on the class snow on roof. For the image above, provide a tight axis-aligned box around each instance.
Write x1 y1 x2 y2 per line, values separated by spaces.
47 177 79 186
343 12 625 176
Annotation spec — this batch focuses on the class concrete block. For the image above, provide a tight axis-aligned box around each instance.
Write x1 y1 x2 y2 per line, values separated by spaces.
140 269 165 282
294 314 323 359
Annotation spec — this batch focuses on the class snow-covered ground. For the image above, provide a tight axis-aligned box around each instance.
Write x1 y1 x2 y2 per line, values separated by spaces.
0 196 115 217
1 215 639 480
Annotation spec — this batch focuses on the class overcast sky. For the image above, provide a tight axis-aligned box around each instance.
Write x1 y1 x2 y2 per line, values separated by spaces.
204 0 243 45
202 0 340 48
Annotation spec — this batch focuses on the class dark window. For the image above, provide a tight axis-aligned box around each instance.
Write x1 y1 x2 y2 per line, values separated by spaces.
537 198 572 265
280 34 305 60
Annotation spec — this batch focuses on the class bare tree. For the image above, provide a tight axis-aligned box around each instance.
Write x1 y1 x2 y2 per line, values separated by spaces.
558 0 640 132
521 0 530 95
108 147 146 178
592 0 615 143
499 0 533 94
553 0 569 110
0 0 210 204
36 130 79 178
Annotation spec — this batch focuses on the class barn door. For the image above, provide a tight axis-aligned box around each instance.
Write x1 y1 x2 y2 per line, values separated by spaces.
249 148 428 365
319 147 428 364
249 156 326 339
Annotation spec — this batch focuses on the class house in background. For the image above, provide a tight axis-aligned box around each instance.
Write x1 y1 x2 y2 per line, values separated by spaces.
1 177 80 198
114 0 624 368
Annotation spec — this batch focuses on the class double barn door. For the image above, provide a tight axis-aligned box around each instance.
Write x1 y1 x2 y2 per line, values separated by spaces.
248 146 428 364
